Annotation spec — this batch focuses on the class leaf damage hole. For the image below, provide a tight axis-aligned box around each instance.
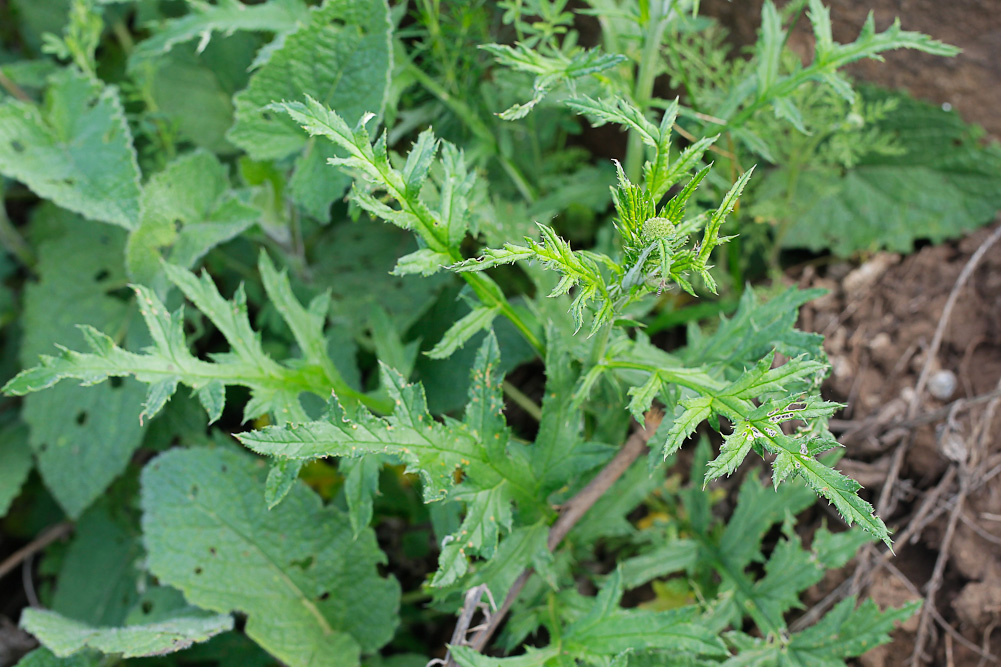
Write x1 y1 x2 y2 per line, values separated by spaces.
318 591 329 601
142 600 154 614
109 377 124 388
94 269 110 282
75 411 88 425
290 556 313 571
194 567 203 575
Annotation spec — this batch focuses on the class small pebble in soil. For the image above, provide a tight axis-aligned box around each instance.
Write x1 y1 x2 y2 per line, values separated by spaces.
927 369 957 400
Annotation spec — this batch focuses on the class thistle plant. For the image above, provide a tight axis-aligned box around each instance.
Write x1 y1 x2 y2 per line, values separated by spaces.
0 0 962 664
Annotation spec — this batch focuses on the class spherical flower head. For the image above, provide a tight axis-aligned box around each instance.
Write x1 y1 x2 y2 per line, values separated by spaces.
641 217 675 244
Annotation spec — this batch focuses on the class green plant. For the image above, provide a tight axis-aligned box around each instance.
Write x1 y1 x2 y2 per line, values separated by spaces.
0 1 971 665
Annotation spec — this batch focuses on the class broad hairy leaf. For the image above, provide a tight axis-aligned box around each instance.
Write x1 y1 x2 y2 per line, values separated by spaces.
0 68 140 229
228 0 391 220
20 608 233 659
51 503 143 627
141 446 400 667
770 87 1001 256
0 421 32 516
18 211 147 517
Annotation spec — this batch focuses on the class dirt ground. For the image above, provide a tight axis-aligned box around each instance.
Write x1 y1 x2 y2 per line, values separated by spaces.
790 219 1001 665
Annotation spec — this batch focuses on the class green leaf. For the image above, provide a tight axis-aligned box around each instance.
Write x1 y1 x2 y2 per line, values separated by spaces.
0 421 32 516
562 569 727 657
142 33 258 155
13 648 99 667
141 446 400 666
341 454 381 537
129 0 309 64
228 0 391 220
126 151 258 294
20 608 233 659
683 287 825 372
774 87 1001 256
482 44 626 120
433 482 513 587
0 68 140 228
450 645 559 667
239 365 480 501
18 212 147 517
794 456 891 547
663 396 712 458
788 597 919 663
4 252 380 427
426 306 500 360
51 504 142 626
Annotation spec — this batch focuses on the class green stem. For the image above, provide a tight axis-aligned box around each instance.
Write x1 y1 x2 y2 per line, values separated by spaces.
624 3 672 182
503 380 542 422
407 63 537 202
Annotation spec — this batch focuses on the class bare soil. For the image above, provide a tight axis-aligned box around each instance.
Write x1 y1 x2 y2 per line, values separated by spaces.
791 219 1001 665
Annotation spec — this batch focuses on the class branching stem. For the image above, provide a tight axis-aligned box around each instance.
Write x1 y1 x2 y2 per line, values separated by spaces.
443 410 663 664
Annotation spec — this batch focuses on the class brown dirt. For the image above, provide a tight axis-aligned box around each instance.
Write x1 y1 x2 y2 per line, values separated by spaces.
791 219 1001 665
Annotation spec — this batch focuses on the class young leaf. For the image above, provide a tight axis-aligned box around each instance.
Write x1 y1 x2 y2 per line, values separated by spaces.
227 0 391 219
141 447 400 666
126 151 258 294
561 569 727 658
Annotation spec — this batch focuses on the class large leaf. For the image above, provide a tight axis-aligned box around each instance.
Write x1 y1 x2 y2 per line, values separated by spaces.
0 421 32 516
228 0 392 219
772 87 1001 255
0 68 140 228
20 608 232 659
51 503 143 626
140 446 400 667
19 211 147 517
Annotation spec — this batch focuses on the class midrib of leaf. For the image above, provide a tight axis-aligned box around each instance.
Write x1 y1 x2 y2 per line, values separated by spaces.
189 498 334 636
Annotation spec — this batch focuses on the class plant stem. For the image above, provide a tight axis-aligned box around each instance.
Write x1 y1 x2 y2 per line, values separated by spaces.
502 380 542 422
624 2 672 182
445 410 663 664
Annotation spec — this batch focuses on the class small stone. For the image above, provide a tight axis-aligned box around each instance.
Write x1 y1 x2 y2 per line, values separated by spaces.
927 369 957 400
